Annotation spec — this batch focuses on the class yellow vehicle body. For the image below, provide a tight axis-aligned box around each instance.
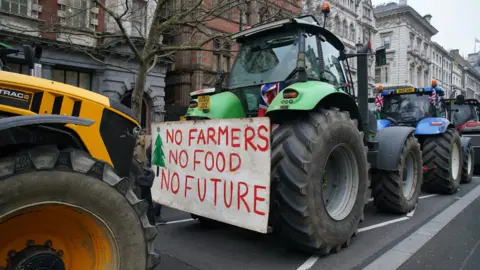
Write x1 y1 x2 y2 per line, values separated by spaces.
0 71 139 176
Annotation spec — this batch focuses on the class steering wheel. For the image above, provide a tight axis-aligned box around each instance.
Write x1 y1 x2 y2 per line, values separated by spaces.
386 116 397 124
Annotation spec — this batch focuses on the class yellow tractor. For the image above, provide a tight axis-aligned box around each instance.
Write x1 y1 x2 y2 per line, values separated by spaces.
0 44 159 269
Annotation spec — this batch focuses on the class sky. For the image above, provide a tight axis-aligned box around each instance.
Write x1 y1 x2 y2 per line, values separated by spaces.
371 0 480 57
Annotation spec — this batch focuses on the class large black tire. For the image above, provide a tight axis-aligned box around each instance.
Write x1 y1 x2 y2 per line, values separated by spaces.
372 135 423 214
0 145 160 269
130 158 157 225
270 107 368 254
461 142 474 183
422 129 462 194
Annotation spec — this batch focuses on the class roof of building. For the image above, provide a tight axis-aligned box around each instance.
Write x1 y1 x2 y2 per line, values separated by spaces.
374 2 438 36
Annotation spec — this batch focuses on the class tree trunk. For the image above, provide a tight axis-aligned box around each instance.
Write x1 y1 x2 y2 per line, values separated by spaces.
131 61 149 164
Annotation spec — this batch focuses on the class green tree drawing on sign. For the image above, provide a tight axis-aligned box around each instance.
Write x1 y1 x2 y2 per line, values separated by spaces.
152 127 165 176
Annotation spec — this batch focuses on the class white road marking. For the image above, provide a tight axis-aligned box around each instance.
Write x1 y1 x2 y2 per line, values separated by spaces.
363 183 480 270
418 194 438 199
164 218 195 225
358 217 410 233
296 255 320 270
406 206 416 217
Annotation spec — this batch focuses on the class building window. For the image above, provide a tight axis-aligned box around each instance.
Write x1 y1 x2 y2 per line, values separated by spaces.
409 33 414 48
363 7 371 18
334 16 340 34
59 0 88 28
121 92 150 133
381 35 391 49
212 40 232 72
342 20 348 38
1 0 28 16
131 0 146 36
375 67 381 83
213 40 221 71
52 68 92 90
349 23 355 41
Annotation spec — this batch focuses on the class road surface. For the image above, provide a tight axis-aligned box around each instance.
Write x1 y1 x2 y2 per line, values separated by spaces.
154 177 480 270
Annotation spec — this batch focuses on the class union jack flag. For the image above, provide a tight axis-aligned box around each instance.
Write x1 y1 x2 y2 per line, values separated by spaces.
375 93 384 109
429 88 437 104
258 82 280 117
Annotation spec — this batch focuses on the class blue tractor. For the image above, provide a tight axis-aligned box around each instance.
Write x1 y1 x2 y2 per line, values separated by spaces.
376 81 465 197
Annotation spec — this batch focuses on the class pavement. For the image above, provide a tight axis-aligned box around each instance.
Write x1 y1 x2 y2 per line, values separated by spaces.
153 177 480 270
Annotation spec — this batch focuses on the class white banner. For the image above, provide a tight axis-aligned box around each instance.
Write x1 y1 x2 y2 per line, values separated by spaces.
151 118 271 233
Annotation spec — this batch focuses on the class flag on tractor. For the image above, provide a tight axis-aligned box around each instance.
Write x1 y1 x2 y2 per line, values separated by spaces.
375 93 384 110
152 128 165 176
258 82 280 117
428 88 437 104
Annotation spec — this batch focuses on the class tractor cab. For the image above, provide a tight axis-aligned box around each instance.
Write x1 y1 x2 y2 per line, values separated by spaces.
442 95 480 131
185 8 359 120
377 81 444 128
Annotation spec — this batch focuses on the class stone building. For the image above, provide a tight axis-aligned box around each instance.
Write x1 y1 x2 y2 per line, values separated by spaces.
0 0 168 134
303 0 377 96
373 1 437 89
430 42 454 96
164 0 303 120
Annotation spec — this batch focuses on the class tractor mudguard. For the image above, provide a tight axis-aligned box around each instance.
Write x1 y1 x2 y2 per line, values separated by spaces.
185 91 246 119
374 126 415 171
267 81 347 112
414 117 451 135
377 119 391 131
0 115 94 131
460 136 472 156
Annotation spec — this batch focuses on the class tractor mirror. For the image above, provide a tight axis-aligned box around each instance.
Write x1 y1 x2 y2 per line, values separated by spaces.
375 47 387 66
457 95 465 105
33 44 42 63
22 45 34 70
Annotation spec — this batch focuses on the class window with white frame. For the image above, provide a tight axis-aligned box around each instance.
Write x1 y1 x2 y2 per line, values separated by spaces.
1 0 27 16
131 0 146 36
57 0 98 30
381 35 391 49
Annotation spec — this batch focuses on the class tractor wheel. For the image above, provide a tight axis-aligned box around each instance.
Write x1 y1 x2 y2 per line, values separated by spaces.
0 145 160 270
372 135 423 214
461 142 474 183
422 129 462 194
130 158 156 225
271 107 368 254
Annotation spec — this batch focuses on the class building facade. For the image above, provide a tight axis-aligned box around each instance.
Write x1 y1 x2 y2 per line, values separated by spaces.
430 42 453 97
451 54 465 98
373 1 437 89
303 0 377 96
0 0 167 133
451 50 480 99
165 0 303 119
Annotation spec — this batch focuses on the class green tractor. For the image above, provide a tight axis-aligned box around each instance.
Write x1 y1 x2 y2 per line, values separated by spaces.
175 10 423 254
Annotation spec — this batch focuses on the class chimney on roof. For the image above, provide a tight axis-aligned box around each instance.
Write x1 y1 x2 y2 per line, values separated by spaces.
399 0 407 5
423 14 432 23
450 49 460 56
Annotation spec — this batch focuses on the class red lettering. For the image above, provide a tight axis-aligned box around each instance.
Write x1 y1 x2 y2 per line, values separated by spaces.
231 128 241 147
174 130 182 145
205 151 214 171
197 129 206 145
188 128 198 146
184 175 194 197
216 152 226 172
237 181 250 212
193 150 204 171
171 172 180 194
244 126 257 151
218 126 229 146
207 127 217 144
197 178 207 201
160 168 169 190
253 185 266 216
229 153 242 172
223 180 233 208
257 125 269 152
179 150 188 169
166 129 174 144
168 149 177 165
210 178 221 206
